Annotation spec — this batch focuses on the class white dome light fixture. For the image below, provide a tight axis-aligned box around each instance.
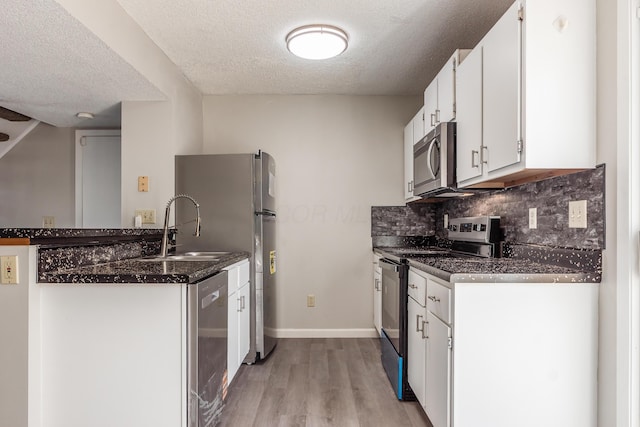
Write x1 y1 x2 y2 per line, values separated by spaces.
286 24 348 60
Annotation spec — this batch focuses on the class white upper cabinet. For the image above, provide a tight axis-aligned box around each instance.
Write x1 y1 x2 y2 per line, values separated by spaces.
404 108 424 202
424 49 471 134
455 46 483 183
456 0 596 189
412 106 426 144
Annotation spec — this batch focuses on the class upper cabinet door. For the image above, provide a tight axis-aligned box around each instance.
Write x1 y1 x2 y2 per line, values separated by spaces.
404 120 415 201
455 46 483 184
412 106 426 144
424 81 438 134
437 57 456 124
482 1 521 174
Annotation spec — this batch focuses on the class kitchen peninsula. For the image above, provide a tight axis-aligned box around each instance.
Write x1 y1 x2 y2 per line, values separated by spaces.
0 228 249 427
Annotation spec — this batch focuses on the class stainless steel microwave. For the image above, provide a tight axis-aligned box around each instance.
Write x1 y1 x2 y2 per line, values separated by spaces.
413 122 456 197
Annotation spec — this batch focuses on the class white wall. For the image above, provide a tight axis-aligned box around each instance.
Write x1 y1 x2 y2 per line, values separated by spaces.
596 0 617 424
0 246 35 427
55 0 204 227
203 95 419 335
596 0 640 425
0 124 75 227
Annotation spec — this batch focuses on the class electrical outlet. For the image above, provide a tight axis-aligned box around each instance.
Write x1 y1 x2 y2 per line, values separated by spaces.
528 208 537 229
138 176 149 192
1 256 18 284
134 209 156 224
43 216 55 228
307 295 316 307
568 200 587 228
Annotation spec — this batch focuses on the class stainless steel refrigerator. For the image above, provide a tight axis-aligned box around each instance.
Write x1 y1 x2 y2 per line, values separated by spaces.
175 151 277 363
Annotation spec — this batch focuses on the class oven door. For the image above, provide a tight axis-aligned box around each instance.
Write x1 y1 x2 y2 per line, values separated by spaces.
380 258 402 353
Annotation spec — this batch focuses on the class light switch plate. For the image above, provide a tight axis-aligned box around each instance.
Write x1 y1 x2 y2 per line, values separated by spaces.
307 295 316 307
138 176 149 192
568 200 587 228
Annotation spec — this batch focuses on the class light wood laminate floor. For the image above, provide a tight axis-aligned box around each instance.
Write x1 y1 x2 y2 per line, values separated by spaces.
219 338 432 427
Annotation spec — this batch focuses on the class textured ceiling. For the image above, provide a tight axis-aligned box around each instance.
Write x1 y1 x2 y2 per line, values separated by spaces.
0 0 512 129
0 0 164 128
115 0 513 95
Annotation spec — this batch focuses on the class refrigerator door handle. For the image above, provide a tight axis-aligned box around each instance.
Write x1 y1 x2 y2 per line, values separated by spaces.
255 210 276 217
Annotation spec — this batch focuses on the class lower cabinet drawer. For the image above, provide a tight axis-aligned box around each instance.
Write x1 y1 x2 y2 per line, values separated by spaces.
426 278 451 324
408 269 428 306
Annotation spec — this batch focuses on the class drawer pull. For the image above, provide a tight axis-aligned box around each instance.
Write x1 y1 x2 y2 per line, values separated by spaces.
409 283 418 289
427 295 440 303
416 314 424 332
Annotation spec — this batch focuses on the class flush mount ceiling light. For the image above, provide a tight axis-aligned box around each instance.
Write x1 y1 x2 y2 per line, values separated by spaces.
286 24 348 60
76 112 94 119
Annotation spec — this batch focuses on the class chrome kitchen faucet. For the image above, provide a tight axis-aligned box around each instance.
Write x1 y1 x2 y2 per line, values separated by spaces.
160 194 201 257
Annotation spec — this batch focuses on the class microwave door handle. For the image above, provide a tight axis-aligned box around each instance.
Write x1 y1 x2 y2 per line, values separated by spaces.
425 140 437 179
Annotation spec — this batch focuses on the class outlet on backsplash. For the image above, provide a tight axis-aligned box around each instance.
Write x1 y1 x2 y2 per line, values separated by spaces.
529 208 537 229
135 209 156 224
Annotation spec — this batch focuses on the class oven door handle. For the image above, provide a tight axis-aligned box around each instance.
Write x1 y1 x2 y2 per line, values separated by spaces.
379 259 400 272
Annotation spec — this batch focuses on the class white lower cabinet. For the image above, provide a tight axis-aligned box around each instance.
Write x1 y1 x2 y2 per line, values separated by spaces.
406 266 598 427
424 311 451 427
407 295 426 406
373 253 382 335
226 259 250 384
407 269 428 407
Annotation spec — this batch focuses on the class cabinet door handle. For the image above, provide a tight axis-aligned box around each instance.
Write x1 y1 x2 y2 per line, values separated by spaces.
410 180 414 192
375 279 381 291
428 295 440 303
471 150 479 168
237 297 242 312
422 320 429 339
407 182 411 193
408 283 417 290
241 295 246 310
430 113 436 127
416 314 424 332
481 146 488 164
435 109 440 124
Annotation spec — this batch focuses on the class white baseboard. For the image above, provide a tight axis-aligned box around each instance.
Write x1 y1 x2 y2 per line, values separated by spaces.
274 328 380 338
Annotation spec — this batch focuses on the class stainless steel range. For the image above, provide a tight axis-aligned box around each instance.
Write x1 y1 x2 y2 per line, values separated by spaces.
378 216 501 400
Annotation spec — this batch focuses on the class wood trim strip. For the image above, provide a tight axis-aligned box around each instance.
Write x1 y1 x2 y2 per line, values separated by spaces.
0 238 31 245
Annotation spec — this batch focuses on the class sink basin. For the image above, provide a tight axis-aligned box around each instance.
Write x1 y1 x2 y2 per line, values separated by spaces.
140 255 221 262
183 251 232 257
139 251 233 262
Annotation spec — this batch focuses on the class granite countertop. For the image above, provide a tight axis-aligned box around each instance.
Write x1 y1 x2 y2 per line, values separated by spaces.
374 246 601 284
0 228 164 246
40 251 250 284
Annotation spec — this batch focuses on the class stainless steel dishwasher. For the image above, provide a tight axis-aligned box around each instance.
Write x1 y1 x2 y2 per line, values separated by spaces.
187 271 228 427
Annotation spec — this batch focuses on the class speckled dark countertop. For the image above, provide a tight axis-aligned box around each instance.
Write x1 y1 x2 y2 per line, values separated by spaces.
374 244 601 284
40 251 250 284
0 227 250 284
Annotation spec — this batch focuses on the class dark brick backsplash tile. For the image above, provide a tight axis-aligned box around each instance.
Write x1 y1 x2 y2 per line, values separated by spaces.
372 165 605 250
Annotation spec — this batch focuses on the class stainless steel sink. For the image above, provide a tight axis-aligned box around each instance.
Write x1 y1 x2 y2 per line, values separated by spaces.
140 255 221 262
139 251 232 262
183 251 232 257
